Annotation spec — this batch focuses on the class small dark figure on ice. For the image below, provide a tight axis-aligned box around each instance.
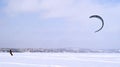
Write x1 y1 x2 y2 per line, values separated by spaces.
10 49 13 56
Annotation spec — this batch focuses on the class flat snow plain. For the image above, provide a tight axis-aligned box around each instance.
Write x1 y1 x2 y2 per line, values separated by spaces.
0 53 120 67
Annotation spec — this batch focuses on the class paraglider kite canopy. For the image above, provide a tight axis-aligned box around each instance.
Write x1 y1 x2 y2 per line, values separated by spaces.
89 15 104 33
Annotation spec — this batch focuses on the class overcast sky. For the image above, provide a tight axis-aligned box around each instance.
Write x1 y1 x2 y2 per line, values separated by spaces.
0 0 120 49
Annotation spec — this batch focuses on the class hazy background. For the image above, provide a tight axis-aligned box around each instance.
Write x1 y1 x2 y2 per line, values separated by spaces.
0 0 120 49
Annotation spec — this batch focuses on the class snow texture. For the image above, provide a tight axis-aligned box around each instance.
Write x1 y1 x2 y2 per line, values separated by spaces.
0 53 120 67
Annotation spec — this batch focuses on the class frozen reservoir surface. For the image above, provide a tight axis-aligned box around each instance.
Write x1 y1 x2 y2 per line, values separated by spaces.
0 53 120 67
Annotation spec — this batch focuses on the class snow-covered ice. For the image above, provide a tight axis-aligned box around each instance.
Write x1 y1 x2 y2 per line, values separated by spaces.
0 53 120 67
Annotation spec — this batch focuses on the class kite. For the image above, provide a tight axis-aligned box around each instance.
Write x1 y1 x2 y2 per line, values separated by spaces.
89 15 104 33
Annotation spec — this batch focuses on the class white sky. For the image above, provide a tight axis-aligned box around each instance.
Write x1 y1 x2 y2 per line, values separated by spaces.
0 0 120 49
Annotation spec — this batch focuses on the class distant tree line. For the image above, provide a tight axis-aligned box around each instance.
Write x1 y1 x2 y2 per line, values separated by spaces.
0 48 120 53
